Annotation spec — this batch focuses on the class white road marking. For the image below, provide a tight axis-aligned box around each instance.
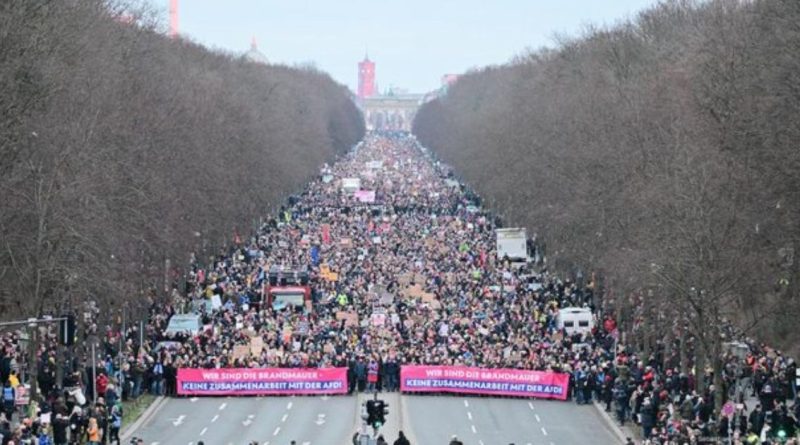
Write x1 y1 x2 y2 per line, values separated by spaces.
281 413 288 422
287 402 293 410
471 425 477 434
301 442 310 445
243 418 253 427
273 427 281 436
211 414 219 422
199 428 207 436
190 397 198 402
188 442 193 445
535 414 541 422
479 441 485 445
172 415 186 426
219 402 227 410
464 400 469 407
528 402 534 410
321 395 329 401
467 411 472 420
541 427 548 436
315 413 326 425
150 442 159 445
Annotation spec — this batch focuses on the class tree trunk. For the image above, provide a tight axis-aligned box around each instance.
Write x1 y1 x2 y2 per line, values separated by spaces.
664 326 673 371
713 357 724 415
680 328 690 376
695 342 707 393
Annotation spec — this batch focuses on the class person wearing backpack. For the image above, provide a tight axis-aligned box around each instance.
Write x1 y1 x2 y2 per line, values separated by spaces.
108 405 121 445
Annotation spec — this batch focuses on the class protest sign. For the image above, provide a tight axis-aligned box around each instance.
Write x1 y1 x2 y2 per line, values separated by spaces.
336 311 358 327
400 366 569 400
250 337 264 356
232 344 249 361
178 368 348 396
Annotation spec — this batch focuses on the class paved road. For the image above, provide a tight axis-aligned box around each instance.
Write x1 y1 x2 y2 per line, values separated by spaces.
129 394 621 445
132 395 356 445
403 395 620 445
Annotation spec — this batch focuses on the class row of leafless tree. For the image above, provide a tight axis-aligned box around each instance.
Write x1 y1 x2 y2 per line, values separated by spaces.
415 0 800 397
0 0 364 324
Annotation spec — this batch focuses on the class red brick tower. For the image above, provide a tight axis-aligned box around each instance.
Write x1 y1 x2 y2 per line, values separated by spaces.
358 55 376 98
169 0 179 38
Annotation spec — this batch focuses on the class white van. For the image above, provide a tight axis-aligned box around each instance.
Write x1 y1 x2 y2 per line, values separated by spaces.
556 307 594 335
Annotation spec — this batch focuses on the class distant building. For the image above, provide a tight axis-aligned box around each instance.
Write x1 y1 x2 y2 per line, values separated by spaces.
355 55 438 131
357 55 376 98
244 37 269 65
360 94 423 131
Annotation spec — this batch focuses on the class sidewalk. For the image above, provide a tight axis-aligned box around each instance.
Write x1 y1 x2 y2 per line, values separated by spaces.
120 395 166 441
592 392 763 444
593 401 637 444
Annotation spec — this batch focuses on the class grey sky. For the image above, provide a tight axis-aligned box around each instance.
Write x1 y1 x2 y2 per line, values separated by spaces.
148 0 660 94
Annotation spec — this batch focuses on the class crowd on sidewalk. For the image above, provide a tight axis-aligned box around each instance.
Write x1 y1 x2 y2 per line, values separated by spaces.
0 132 798 444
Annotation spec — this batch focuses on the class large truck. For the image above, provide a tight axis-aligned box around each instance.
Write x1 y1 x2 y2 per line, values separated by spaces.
496 228 528 262
264 265 311 311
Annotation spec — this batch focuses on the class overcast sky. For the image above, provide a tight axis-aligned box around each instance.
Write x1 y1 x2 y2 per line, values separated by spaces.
146 0 660 93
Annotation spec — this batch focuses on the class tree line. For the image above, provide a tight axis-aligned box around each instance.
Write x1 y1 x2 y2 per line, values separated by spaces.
414 0 800 401
0 0 364 325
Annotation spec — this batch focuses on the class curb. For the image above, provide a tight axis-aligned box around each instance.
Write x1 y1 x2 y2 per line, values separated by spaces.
120 396 167 440
592 400 630 444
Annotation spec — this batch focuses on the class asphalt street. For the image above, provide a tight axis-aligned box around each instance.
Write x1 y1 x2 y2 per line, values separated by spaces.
403 395 621 445
131 394 357 445
129 394 621 445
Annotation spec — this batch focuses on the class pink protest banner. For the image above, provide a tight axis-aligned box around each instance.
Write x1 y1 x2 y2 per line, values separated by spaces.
400 365 569 400
177 367 348 396
354 190 376 203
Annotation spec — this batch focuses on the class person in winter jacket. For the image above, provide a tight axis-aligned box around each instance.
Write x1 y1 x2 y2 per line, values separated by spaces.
367 359 379 393
1 382 13 423
68 406 84 445
53 413 69 445
108 405 122 445
87 416 101 445
393 431 410 445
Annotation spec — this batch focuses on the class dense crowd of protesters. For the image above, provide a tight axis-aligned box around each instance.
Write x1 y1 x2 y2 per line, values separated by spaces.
0 132 797 444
